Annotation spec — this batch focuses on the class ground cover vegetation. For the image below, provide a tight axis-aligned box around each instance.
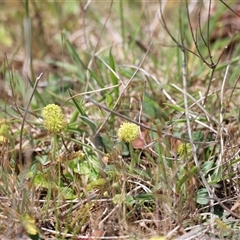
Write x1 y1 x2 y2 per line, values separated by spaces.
1 1 240 239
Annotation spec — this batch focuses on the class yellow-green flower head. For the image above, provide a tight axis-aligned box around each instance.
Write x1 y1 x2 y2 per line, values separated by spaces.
0 123 10 136
117 122 140 143
42 104 67 134
0 121 10 142
177 143 192 159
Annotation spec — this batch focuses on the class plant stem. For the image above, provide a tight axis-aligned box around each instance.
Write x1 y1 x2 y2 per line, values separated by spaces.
129 144 135 173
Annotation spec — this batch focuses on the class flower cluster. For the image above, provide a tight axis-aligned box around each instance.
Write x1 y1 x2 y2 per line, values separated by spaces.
42 104 67 134
0 120 10 143
177 143 192 159
117 122 140 143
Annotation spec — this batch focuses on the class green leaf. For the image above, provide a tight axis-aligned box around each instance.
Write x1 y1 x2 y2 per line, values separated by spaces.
68 89 86 116
109 48 119 97
80 116 97 132
134 193 154 201
209 166 222 185
88 69 104 88
69 109 80 124
143 96 157 118
33 174 49 189
58 187 76 200
192 130 205 142
106 93 114 108
164 103 184 113
87 178 106 191
96 55 119 97
196 188 209 205
177 166 198 192
112 194 135 207
63 34 86 80
201 160 214 174
47 60 79 74
69 90 96 132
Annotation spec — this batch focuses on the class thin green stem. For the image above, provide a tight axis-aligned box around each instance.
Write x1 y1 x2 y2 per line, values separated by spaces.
53 134 61 234
25 0 29 17
129 144 135 173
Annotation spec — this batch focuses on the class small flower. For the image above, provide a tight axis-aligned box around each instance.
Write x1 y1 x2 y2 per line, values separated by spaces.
117 122 140 143
177 143 192 159
0 120 10 143
42 104 67 134
0 122 10 136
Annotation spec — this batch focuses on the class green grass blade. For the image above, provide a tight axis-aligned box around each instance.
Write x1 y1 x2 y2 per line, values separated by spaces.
88 68 105 88
68 90 96 132
109 48 119 97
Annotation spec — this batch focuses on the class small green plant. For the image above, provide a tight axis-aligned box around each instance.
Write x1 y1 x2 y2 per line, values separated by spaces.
117 122 140 172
